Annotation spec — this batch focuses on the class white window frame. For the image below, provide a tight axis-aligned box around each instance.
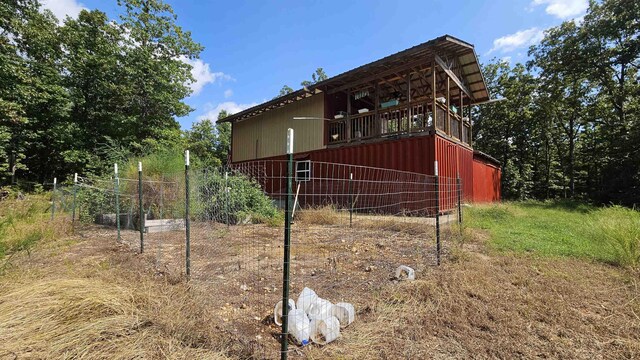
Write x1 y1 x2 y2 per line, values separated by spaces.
295 160 311 182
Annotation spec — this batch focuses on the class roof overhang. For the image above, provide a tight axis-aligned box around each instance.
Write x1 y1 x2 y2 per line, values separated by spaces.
219 35 490 124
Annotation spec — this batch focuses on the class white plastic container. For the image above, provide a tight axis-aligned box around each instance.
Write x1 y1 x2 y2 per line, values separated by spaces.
309 316 341 345
308 297 333 320
296 287 318 314
395 265 416 280
288 308 310 346
331 302 355 327
274 299 296 326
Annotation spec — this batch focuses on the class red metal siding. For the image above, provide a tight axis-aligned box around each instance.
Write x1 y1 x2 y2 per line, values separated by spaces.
434 137 474 210
472 157 501 202
309 135 436 175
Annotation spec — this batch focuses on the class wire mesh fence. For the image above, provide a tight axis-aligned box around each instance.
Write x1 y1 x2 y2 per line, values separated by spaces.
44 159 463 359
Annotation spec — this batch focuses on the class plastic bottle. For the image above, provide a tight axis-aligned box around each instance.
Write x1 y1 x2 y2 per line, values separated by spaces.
395 265 416 280
296 287 318 313
287 308 310 346
274 298 296 326
309 316 341 345
331 302 355 327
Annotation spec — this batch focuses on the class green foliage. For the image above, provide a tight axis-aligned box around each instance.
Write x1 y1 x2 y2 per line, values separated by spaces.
591 206 640 268
197 171 279 225
0 193 69 266
301 67 328 87
474 0 640 206
185 110 231 168
1 0 202 184
466 201 640 268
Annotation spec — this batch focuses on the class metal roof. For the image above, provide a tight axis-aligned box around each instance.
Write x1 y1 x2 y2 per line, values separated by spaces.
220 34 490 124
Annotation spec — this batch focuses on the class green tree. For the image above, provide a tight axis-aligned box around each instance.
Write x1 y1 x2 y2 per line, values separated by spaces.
186 109 231 168
117 0 203 150
60 9 129 174
301 67 328 87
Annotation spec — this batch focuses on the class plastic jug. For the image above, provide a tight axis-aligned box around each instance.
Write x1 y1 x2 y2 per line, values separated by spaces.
274 299 296 326
331 302 355 327
308 297 333 320
296 287 318 313
395 265 415 280
287 308 310 346
309 316 341 345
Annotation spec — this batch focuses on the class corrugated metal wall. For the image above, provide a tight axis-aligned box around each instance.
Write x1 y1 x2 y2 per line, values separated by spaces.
231 93 326 162
472 157 501 202
310 135 436 175
434 136 474 207
231 133 501 206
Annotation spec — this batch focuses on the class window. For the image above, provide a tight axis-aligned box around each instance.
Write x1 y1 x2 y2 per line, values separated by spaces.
295 160 311 182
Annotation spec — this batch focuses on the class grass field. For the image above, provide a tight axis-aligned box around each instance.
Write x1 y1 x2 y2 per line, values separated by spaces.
465 200 640 267
0 195 638 359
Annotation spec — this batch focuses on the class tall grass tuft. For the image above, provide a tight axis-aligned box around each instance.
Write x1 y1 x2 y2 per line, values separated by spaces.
592 206 640 268
0 192 71 269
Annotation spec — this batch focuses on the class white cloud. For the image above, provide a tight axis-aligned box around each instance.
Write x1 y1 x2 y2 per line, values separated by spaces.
40 0 86 22
180 57 232 96
531 0 588 19
224 89 233 98
488 27 544 54
197 101 259 122
501 56 512 64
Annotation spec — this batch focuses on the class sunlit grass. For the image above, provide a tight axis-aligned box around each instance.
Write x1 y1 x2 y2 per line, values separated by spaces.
465 200 640 267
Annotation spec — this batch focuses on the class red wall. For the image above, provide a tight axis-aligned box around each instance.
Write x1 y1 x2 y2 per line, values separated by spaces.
472 156 501 202
232 134 501 208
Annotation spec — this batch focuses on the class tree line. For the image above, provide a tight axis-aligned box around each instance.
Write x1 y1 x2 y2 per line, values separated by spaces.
474 0 639 206
0 0 231 183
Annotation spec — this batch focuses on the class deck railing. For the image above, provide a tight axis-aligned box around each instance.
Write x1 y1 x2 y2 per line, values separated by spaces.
328 100 470 146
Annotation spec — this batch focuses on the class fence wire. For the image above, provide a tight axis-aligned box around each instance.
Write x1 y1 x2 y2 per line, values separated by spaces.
52 160 462 359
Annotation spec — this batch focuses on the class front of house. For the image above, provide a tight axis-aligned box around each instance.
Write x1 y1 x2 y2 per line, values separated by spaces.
219 35 501 204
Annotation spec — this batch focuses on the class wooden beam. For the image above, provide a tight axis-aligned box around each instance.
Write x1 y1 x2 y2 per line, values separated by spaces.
432 60 437 132
327 56 435 94
346 89 351 142
446 76 450 135
375 81 380 136
435 54 475 101
406 71 411 132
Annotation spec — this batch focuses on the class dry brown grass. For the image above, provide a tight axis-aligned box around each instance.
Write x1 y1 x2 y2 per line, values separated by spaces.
295 206 344 226
302 251 640 359
1 208 639 359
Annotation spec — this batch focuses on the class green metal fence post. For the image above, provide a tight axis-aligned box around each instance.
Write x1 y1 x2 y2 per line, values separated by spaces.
138 162 144 253
435 161 440 266
72 173 78 227
281 128 294 360
185 150 191 278
51 177 57 221
115 164 121 243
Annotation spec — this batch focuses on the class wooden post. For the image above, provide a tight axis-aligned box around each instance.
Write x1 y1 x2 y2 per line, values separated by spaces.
406 72 411 132
375 81 380 135
446 76 451 136
432 61 437 133
346 89 351 142
460 94 464 140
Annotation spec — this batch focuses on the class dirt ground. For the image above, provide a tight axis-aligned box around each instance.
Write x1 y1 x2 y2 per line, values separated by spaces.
1 213 638 359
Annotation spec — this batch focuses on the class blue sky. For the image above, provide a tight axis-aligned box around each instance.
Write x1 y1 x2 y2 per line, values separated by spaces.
40 0 588 129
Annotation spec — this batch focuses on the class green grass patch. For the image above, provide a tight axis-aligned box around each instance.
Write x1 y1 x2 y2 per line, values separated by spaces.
465 200 640 267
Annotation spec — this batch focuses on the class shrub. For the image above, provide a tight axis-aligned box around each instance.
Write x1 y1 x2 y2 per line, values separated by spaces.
195 170 278 225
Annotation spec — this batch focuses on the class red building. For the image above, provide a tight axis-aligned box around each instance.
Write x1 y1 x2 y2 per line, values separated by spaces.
220 35 501 207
